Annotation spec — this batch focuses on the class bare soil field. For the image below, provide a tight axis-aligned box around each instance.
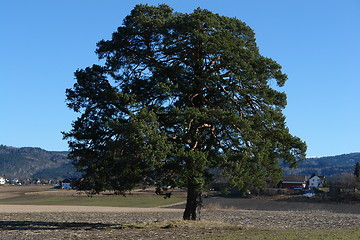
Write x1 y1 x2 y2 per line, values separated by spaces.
201 195 360 214
1 208 360 239
1 185 360 239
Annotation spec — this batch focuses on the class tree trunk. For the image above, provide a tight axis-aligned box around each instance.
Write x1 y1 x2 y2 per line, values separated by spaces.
183 183 203 220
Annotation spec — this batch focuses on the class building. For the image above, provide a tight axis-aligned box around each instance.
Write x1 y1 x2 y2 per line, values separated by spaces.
61 178 73 189
308 175 325 188
278 175 307 189
61 178 79 190
10 178 19 185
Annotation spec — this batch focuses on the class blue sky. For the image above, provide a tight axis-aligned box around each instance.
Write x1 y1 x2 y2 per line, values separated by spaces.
1 0 359 157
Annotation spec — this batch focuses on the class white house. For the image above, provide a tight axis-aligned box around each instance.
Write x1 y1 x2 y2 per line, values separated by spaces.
0 177 6 185
308 175 325 188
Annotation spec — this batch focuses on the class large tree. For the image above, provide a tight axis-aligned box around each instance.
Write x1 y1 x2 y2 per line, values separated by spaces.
64 4 306 220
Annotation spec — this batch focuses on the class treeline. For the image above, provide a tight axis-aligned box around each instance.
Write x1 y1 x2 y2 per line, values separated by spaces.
282 153 360 176
1 144 359 181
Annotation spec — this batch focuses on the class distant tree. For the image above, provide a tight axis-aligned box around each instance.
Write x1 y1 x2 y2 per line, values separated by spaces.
64 4 306 220
354 162 360 180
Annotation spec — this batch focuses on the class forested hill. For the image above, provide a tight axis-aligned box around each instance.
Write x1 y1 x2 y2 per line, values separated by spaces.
282 153 360 176
1 145 359 179
0 145 79 179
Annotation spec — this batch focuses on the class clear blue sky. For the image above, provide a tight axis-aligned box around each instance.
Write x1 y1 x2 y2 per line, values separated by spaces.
1 0 359 157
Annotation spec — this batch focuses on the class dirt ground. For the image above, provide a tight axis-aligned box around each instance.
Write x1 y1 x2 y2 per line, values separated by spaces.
201 195 360 214
1 185 360 239
1 208 360 239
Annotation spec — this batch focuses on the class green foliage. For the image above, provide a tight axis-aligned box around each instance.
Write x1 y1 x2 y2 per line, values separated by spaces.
64 4 306 218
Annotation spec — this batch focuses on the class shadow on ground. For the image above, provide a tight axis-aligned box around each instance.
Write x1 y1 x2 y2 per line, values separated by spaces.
0 221 141 231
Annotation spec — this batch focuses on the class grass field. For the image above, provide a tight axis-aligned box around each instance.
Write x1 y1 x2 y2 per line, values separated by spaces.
0 194 186 207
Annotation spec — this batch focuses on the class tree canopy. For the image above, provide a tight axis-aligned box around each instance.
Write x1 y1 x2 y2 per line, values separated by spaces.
64 4 306 220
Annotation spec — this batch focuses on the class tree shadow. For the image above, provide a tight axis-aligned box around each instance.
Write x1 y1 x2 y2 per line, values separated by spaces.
0 221 139 231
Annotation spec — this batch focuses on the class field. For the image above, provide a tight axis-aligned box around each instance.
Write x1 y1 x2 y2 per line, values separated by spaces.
0 185 360 239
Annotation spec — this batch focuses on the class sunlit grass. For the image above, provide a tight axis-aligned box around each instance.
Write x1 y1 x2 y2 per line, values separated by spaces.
0 194 186 208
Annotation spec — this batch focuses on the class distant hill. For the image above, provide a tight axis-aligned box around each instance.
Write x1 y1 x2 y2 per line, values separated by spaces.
0 145 79 180
282 153 360 176
1 145 359 180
